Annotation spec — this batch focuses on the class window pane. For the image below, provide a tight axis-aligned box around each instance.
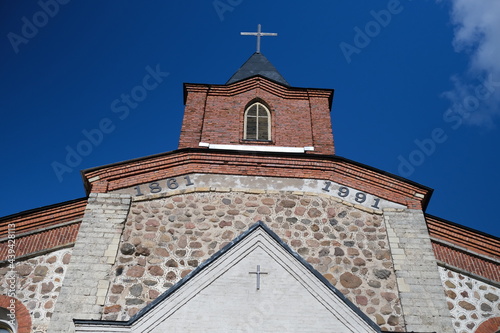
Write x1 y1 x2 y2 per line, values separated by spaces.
257 106 268 118
246 116 257 139
247 105 257 117
258 116 268 140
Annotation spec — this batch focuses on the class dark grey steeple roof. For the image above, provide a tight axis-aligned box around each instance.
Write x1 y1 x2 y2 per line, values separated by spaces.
226 52 289 86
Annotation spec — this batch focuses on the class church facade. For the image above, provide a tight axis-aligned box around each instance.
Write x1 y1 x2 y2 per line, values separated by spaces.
1 51 499 333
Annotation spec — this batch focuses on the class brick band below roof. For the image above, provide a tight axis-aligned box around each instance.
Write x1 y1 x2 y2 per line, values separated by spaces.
432 241 500 283
426 214 500 260
83 149 430 210
0 198 86 238
0 222 80 261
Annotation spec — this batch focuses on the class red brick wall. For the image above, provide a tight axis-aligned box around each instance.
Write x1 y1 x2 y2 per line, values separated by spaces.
432 241 500 282
427 215 500 282
0 199 85 260
0 223 80 261
0 199 86 237
309 92 335 155
427 215 500 260
178 84 209 149
179 77 335 155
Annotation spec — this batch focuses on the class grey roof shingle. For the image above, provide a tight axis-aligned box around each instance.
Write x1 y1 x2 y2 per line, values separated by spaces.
226 52 289 86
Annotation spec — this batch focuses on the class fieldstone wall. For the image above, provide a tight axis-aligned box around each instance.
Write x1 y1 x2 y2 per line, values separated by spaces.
104 189 405 331
439 266 500 332
0 247 72 333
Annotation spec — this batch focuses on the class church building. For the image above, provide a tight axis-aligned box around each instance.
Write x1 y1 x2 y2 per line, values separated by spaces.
1 27 499 333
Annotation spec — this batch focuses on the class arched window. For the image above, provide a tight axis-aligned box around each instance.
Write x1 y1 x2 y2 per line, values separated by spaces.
244 102 271 141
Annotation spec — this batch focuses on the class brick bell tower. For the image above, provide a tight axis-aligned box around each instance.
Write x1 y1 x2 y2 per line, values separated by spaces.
178 51 335 155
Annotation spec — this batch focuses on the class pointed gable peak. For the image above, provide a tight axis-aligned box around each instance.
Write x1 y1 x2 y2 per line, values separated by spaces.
74 221 381 333
226 52 290 86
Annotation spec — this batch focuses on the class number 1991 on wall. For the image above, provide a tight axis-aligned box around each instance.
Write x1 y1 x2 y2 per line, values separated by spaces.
322 181 381 209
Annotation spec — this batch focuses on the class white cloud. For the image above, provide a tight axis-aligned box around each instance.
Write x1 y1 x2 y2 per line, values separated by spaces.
443 0 500 127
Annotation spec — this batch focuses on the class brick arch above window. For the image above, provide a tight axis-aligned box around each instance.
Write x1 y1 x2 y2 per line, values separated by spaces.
0 296 31 333
476 317 500 333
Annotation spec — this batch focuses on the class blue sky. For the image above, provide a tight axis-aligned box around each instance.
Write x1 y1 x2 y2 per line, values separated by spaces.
1 1 499 237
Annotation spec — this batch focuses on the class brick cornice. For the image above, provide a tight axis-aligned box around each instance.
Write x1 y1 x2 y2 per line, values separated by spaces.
0 222 79 261
426 214 500 260
0 198 86 238
82 148 431 210
184 76 334 107
432 241 500 283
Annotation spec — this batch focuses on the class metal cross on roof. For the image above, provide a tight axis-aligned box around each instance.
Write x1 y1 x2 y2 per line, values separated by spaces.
241 24 277 53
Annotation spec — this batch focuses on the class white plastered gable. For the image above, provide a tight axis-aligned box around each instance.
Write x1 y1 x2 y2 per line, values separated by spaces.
74 222 380 333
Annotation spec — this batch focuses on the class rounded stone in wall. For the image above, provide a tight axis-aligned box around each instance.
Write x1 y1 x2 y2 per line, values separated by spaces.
339 272 362 289
15 264 32 276
485 293 499 302
120 243 135 255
